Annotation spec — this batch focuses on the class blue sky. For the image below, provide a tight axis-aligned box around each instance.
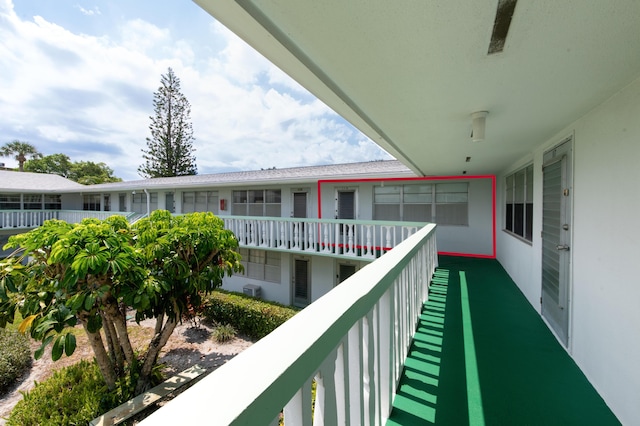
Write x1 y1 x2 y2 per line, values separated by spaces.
0 0 391 180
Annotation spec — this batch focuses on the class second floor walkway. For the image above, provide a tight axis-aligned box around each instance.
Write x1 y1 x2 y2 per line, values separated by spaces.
138 224 620 425
388 256 619 425
1 210 426 262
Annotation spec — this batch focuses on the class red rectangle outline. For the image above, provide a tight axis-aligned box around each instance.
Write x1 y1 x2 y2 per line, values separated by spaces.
317 175 496 259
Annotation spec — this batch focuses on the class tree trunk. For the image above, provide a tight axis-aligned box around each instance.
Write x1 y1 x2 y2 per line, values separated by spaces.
79 316 117 390
134 316 177 394
101 312 124 373
104 301 135 365
154 312 164 335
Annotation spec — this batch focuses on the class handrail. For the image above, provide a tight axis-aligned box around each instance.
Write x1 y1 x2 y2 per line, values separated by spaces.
140 223 438 425
223 216 429 260
0 210 136 229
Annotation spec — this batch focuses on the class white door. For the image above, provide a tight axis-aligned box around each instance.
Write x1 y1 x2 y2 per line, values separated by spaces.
541 139 572 346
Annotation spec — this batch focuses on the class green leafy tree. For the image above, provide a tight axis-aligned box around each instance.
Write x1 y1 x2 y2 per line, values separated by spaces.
24 153 73 177
139 67 197 178
69 161 122 184
0 140 42 172
24 154 122 184
0 211 242 394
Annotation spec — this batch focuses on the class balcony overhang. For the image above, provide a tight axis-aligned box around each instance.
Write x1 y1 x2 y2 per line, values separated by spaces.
194 0 640 176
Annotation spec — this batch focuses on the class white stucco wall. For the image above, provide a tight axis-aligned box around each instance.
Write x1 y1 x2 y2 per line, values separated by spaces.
498 75 640 425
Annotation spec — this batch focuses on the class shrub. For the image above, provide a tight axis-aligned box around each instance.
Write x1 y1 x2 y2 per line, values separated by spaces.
203 290 298 339
0 328 31 393
212 323 237 343
6 360 112 426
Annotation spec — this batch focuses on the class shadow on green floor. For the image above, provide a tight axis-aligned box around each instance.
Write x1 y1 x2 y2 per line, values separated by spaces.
387 256 620 426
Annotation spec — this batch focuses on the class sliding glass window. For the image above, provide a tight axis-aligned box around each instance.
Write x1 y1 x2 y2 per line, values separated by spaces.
505 164 533 241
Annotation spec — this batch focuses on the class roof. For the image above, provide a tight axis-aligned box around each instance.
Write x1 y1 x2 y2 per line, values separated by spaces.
86 160 414 192
0 170 85 192
0 161 415 193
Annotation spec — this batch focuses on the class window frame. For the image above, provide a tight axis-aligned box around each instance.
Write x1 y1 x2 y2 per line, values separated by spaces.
504 164 534 242
373 182 468 226
182 190 219 214
0 193 21 210
45 194 62 210
232 189 281 217
239 248 281 283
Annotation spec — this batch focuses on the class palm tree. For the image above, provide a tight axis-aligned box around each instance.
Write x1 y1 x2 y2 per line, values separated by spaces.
0 140 42 172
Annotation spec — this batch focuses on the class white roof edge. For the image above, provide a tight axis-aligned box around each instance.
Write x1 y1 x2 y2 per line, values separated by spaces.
1 160 417 193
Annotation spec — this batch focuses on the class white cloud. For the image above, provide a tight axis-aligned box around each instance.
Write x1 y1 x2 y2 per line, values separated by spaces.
0 0 391 180
76 5 101 16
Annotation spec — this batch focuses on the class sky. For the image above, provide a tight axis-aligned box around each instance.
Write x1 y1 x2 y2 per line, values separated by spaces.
0 0 392 181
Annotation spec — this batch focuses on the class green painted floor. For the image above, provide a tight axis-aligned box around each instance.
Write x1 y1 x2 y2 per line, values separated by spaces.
387 256 620 426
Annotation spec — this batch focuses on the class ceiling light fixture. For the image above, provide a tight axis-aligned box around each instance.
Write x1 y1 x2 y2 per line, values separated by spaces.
471 111 488 142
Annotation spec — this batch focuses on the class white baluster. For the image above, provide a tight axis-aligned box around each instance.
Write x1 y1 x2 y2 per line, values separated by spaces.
348 321 363 425
347 224 355 256
378 289 392 418
279 222 286 248
283 377 313 426
323 223 331 253
293 222 300 250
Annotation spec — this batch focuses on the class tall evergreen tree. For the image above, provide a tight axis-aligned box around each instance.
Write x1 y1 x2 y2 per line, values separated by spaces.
139 68 197 178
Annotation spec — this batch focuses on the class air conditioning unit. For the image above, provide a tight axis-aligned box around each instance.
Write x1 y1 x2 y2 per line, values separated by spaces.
243 284 261 298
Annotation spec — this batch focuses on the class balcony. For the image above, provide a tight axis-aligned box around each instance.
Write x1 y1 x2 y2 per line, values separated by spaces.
0 210 142 230
224 216 427 261
139 224 617 425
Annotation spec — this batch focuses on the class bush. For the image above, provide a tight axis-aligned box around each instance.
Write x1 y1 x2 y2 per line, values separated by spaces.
203 290 298 339
0 328 31 393
212 323 237 343
7 360 111 425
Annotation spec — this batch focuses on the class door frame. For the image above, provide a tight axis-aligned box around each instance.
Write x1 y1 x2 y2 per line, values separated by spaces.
291 188 309 218
541 136 574 347
335 260 359 287
334 187 358 220
292 255 311 308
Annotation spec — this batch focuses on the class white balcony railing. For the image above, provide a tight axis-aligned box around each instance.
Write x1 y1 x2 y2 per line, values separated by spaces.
140 223 438 425
224 216 427 260
0 210 139 229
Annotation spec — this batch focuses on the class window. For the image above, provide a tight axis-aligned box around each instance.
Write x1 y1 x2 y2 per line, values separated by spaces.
435 183 468 225
83 194 101 211
232 189 281 217
23 194 42 210
505 164 533 241
0 194 20 210
132 192 158 214
239 248 281 283
373 182 468 225
45 194 62 210
182 191 218 213
132 192 145 213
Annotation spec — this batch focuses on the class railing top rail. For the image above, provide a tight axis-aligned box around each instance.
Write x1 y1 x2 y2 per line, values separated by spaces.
140 223 437 425
222 214 430 228
0 209 128 215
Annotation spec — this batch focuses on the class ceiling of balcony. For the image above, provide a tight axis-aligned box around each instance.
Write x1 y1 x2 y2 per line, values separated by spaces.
195 0 640 176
